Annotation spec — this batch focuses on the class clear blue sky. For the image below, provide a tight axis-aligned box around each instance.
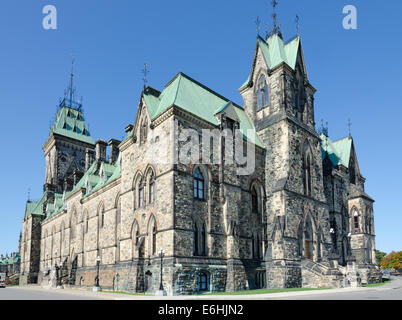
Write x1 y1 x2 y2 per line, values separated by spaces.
0 0 400 255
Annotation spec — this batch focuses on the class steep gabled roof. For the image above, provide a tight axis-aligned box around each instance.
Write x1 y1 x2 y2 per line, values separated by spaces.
332 138 353 168
142 72 264 148
43 157 121 222
321 134 353 168
26 192 48 217
239 34 302 91
50 106 95 145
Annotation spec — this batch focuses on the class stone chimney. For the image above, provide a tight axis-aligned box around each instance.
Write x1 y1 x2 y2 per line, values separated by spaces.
85 148 96 171
109 139 121 164
95 140 108 162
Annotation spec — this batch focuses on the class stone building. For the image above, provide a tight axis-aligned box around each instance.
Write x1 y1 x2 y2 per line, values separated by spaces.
0 253 21 275
19 27 381 294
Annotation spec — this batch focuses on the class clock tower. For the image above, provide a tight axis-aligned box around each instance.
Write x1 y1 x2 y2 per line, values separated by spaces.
43 99 95 193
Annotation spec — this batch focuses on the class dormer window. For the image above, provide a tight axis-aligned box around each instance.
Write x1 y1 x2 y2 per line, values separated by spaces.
257 75 269 110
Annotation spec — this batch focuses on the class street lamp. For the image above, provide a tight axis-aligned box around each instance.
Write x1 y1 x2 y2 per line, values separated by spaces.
155 248 167 296
93 256 101 292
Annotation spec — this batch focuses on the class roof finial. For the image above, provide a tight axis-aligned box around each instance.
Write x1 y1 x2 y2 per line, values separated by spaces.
255 16 261 36
271 0 278 27
348 118 352 138
296 14 300 35
265 23 270 40
27 188 31 202
319 118 329 137
69 52 75 107
142 63 149 89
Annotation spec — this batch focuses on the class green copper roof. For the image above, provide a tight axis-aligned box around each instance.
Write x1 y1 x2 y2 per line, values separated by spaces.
239 34 300 91
332 138 352 167
321 134 353 168
44 158 121 221
50 106 95 145
143 72 264 148
25 201 38 216
0 254 19 266
27 192 48 216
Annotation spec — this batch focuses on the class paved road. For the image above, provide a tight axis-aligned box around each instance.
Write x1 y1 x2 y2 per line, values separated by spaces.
1 277 401 300
0 286 108 300
275 276 402 300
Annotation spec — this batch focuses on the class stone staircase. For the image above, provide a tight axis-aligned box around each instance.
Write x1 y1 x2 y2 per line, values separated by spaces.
5 273 19 286
301 259 344 288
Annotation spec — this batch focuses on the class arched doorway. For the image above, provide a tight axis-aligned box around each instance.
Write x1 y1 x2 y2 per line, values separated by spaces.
341 237 349 266
145 271 152 292
304 219 314 260
69 256 78 285
60 258 69 284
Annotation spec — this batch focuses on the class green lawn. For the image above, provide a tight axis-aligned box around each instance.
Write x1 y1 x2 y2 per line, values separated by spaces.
362 279 391 288
201 287 331 296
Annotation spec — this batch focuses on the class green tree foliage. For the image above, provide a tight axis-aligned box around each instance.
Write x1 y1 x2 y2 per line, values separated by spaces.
375 250 387 268
381 251 402 270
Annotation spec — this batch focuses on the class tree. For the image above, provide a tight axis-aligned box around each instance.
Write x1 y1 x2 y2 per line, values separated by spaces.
375 250 387 268
381 251 402 270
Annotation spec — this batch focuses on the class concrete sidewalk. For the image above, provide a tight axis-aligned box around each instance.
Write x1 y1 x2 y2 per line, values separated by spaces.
11 284 382 300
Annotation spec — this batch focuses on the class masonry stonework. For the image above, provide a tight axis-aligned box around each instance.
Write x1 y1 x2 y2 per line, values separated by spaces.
20 30 381 294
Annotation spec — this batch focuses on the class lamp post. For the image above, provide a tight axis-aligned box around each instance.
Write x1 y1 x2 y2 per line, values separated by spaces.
155 248 166 296
93 256 101 292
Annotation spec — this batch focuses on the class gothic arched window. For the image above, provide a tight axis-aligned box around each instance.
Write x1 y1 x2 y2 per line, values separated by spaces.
353 210 359 232
193 223 199 256
152 224 157 256
257 75 269 110
71 210 77 240
148 216 157 256
140 118 148 144
302 141 313 196
132 220 140 256
193 168 205 200
294 65 305 121
139 185 144 208
201 223 207 256
149 172 155 204
304 219 313 260
85 212 89 234
98 204 105 229
349 157 356 184
251 186 259 213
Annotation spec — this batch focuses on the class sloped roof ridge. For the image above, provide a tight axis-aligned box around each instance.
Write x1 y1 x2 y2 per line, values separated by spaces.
176 72 244 109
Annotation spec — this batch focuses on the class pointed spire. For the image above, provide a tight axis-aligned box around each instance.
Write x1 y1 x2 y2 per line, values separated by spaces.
142 63 149 89
69 52 75 107
255 16 261 36
271 0 282 38
59 52 83 112
348 119 352 138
